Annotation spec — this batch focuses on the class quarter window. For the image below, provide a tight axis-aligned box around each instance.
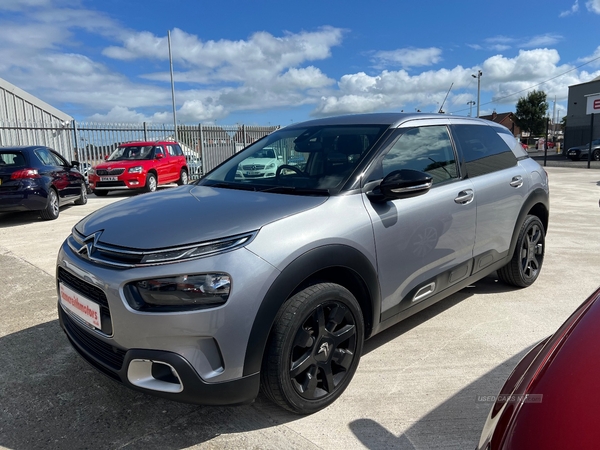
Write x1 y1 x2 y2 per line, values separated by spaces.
382 126 458 185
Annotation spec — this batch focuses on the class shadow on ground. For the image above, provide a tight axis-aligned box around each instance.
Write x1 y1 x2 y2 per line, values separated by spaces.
0 261 525 450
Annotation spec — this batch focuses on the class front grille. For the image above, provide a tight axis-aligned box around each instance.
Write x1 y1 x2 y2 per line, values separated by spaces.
58 267 113 335
68 228 257 268
241 164 265 170
96 168 125 176
62 310 125 371
58 267 108 307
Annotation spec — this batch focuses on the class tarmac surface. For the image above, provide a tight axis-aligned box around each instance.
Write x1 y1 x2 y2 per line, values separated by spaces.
1 165 599 450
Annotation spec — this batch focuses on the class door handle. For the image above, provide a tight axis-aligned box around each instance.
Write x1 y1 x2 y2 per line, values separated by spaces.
510 176 523 188
454 189 474 204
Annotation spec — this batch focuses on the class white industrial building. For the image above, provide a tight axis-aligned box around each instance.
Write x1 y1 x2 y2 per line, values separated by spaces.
0 77 74 159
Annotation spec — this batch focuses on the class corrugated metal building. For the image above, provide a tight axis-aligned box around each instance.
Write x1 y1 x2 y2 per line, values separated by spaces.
565 76 600 151
0 77 74 159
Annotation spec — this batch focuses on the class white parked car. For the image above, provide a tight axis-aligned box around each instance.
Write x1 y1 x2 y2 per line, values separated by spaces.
236 147 281 179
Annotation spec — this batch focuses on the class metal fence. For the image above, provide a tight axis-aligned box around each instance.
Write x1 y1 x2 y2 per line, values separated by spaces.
0 120 279 180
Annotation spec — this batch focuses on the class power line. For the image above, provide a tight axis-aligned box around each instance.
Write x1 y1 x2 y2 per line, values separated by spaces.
449 53 600 115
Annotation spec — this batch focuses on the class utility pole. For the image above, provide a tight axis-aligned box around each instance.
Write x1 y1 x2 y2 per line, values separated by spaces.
472 70 482 117
168 30 178 142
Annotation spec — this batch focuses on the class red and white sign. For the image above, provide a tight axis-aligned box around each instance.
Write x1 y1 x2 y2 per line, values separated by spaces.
60 283 101 329
586 93 600 115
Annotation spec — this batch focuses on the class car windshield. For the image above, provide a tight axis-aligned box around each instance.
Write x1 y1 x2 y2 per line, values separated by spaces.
198 125 388 195
107 145 155 161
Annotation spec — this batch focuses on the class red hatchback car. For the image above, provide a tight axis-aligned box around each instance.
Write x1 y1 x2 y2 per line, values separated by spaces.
89 141 189 196
478 286 600 449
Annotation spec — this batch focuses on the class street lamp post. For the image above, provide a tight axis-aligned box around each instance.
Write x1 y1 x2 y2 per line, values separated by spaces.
472 70 482 117
467 100 476 117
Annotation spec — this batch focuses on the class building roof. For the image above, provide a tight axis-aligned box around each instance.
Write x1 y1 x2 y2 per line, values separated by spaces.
0 76 72 122
479 111 514 124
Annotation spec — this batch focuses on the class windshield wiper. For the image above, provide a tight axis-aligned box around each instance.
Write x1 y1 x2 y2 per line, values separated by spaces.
259 185 330 196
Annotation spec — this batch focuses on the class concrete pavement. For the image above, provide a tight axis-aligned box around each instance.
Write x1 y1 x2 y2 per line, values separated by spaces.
1 167 599 449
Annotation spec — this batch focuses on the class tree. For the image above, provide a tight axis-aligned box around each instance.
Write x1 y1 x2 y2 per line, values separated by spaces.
514 90 549 138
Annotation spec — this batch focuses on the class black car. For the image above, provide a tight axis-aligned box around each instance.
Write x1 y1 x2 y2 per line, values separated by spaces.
0 146 87 220
566 139 600 161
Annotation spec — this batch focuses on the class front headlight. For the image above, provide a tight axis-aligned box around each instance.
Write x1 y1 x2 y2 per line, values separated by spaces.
128 166 143 173
266 162 276 169
125 273 231 311
88 168 96 176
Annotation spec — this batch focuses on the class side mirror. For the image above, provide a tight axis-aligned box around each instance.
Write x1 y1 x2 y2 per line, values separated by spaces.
156 153 164 159
104 155 109 160
71 160 80 167
367 169 433 203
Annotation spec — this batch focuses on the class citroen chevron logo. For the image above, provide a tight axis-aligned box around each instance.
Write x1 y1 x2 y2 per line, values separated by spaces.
318 342 330 358
77 231 102 257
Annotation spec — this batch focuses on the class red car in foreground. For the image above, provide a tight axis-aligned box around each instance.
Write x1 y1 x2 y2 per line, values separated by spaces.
89 141 189 196
478 286 600 449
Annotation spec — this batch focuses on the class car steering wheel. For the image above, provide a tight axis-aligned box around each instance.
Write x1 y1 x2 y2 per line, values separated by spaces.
276 164 304 178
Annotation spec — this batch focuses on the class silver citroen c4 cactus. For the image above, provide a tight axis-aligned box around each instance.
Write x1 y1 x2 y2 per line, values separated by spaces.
57 113 549 414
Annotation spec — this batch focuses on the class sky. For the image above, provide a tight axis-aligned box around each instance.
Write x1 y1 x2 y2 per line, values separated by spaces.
1 0 600 127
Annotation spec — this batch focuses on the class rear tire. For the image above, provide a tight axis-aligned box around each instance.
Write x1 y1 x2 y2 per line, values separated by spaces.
40 188 59 220
74 182 87 205
261 283 364 414
594 149 600 161
177 169 189 186
497 215 545 287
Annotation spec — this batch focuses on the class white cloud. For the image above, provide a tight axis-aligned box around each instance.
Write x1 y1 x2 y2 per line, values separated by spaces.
372 47 442 68
586 0 600 13
312 48 600 117
560 0 579 16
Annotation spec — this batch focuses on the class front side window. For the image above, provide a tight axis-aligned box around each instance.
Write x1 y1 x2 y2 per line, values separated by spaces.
35 148 58 166
379 126 458 185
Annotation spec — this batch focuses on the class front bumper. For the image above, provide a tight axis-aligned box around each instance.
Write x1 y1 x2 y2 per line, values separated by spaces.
59 307 259 405
56 240 279 404
90 173 146 190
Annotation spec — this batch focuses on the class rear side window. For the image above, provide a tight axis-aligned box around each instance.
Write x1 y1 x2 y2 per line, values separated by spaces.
167 144 184 156
452 124 517 177
0 152 27 166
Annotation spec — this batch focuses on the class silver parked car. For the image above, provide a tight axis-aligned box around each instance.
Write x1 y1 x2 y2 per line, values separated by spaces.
56 113 549 414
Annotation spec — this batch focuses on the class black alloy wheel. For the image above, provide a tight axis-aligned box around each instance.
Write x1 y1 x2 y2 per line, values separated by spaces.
261 283 364 414
74 182 88 205
40 188 59 220
497 215 545 287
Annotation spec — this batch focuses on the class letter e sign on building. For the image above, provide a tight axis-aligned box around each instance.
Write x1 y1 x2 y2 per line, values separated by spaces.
586 93 600 115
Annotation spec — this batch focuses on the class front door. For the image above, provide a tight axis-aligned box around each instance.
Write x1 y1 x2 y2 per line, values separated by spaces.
362 124 477 319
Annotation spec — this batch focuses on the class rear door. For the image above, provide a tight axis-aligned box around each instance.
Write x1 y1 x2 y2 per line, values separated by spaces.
449 120 527 273
362 121 477 320
34 147 80 201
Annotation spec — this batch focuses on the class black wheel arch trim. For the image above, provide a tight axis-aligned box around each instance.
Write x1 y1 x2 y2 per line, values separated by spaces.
242 244 380 377
508 187 549 258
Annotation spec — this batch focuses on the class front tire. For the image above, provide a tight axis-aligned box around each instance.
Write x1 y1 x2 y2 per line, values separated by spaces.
497 215 545 287
40 188 59 220
261 283 364 414
594 149 600 161
145 173 157 192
